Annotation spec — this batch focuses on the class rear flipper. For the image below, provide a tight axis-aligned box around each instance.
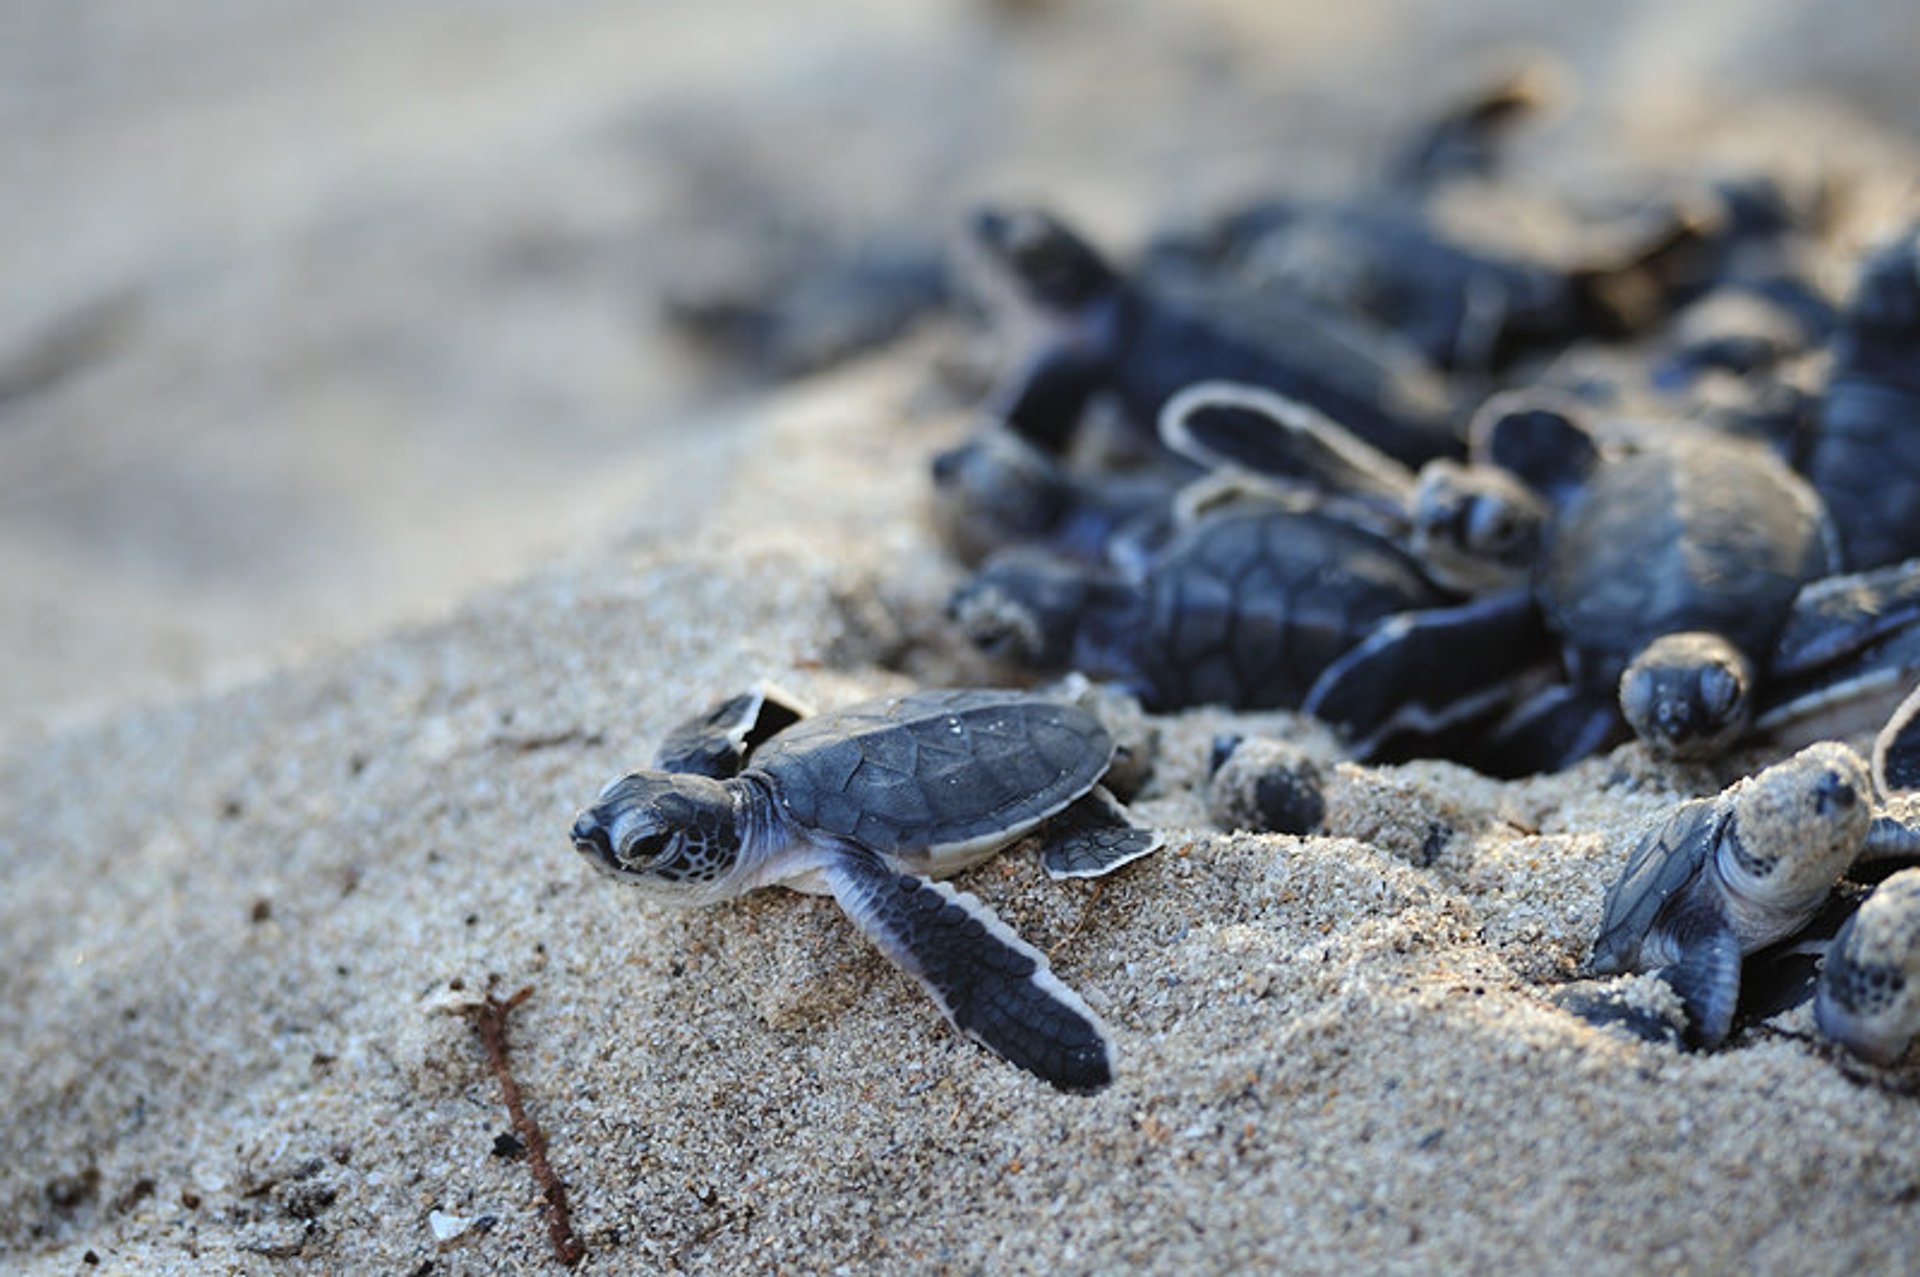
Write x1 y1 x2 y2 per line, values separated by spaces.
653 683 812 778
824 848 1113 1092
1303 588 1550 762
1038 786 1163 880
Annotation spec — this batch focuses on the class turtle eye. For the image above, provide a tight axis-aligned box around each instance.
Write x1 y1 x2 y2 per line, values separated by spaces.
616 830 673 872
1698 663 1744 719
1467 497 1520 552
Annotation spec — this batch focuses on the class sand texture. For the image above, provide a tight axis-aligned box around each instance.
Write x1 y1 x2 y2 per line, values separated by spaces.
7 354 1920 1274
8 1 1920 1273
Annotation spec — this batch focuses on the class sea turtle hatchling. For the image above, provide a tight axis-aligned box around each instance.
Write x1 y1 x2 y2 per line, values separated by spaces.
1806 220 1920 571
959 204 1463 466
1275 389 1920 773
1815 868 1920 1065
569 686 1162 1092
1570 736 1920 1050
1813 684 1920 1063
946 501 1523 715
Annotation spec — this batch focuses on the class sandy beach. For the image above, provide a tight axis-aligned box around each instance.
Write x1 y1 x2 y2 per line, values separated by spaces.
7 2 1920 1272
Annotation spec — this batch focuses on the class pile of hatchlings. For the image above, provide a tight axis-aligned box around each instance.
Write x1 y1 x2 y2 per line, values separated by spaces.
573 80 1920 1093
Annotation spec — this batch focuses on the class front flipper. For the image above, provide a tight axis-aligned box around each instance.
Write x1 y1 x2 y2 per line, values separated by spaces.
1037 786 1163 880
1468 390 1600 505
1302 589 1549 762
1772 560 1920 679
653 683 813 778
1158 380 1419 506
1875 681 1920 795
1655 895 1743 1049
1472 683 1626 779
822 848 1113 1092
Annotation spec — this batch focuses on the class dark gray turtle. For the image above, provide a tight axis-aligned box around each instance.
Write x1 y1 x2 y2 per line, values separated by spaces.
945 500 1542 715
1151 197 1717 376
1577 741 1873 1049
1816 867 1920 1065
1806 221 1920 571
1296 393 1871 773
569 687 1161 1092
960 205 1463 466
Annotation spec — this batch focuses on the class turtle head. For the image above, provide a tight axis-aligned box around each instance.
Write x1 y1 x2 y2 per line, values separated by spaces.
948 551 1107 671
929 429 1070 564
569 771 744 905
1845 224 1920 338
1720 741 1871 912
966 206 1119 316
1618 632 1753 761
1815 868 1920 1065
1408 459 1546 592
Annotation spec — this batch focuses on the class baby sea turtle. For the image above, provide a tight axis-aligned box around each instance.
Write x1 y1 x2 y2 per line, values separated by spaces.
960 205 1462 465
569 686 1161 1092
1816 867 1920 1065
948 501 1514 714
1580 740 1874 1049
1807 220 1920 571
1292 392 1869 772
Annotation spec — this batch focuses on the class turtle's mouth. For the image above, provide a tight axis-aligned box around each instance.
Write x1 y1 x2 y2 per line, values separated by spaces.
570 813 617 868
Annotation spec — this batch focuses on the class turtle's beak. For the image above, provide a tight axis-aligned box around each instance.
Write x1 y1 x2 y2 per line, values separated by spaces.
570 811 615 867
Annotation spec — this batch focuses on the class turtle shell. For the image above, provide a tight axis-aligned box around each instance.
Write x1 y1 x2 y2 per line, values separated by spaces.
1540 438 1834 689
750 688 1113 856
1114 508 1451 711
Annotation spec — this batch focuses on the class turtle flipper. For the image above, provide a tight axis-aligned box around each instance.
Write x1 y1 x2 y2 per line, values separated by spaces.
1473 683 1625 779
1037 786 1162 880
1158 380 1419 505
653 684 812 778
1654 895 1743 1049
823 848 1113 1092
1468 390 1600 505
1875 681 1920 795
1302 588 1548 761
1386 62 1553 189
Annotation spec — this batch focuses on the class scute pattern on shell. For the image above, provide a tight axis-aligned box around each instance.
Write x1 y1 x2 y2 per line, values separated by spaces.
752 688 1114 855
1130 510 1448 709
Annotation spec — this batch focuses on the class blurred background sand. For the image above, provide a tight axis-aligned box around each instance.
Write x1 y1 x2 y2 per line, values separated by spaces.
5 0 1917 741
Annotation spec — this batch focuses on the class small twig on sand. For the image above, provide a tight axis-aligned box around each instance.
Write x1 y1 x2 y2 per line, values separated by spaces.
1048 878 1107 959
466 985 586 1267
